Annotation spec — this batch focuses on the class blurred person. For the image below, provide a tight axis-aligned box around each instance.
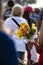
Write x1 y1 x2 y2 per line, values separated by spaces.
22 7 33 65
37 21 43 65
29 21 43 65
0 31 18 65
32 8 40 21
3 4 27 61
23 6 32 65
32 8 40 31
3 0 14 21
23 10 31 28
23 6 37 64
33 21 43 65
23 6 37 27
24 6 33 17
38 9 43 31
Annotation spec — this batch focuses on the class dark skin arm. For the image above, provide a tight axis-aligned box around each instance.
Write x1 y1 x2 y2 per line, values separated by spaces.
39 21 43 47
33 21 43 54
27 40 42 54
32 41 42 54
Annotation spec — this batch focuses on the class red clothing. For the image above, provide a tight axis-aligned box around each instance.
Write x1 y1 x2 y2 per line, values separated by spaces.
37 48 43 65
27 50 31 60
27 50 31 65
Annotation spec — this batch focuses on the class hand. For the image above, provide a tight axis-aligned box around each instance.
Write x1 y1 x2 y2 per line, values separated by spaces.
27 41 33 50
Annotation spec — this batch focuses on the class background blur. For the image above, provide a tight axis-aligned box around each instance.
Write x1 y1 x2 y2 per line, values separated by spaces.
2 0 43 8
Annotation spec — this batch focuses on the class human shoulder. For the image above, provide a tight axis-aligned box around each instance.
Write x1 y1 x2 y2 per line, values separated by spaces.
20 17 27 23
4 17 15 25
4 17 15 30
13 16 28 23
5 17 11 22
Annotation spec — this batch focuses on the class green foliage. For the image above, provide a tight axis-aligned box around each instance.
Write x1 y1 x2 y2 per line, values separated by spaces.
18 57 37 65
18 58 25 65
24 28 36 39
23 0 36 4
19 61 25 65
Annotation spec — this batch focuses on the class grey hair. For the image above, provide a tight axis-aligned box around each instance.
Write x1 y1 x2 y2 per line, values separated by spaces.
11 4 24 17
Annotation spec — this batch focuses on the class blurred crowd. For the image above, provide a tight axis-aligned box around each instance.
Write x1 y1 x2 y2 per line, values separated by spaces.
0 0 43 65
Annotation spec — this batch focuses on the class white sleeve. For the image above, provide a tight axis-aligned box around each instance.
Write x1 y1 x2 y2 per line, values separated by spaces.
3 18 15 32
4 18 11 27
21 18 28 24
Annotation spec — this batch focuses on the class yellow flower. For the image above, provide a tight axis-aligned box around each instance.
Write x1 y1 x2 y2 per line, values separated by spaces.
20 23 30 32
15 23 30 39
20 26 26 31
20 23 28 29
32 23 37 30
32 23 35 28
15 30 23 39
18 35 22 39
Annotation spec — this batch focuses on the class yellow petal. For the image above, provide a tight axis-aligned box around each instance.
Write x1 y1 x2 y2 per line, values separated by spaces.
15 30 20 34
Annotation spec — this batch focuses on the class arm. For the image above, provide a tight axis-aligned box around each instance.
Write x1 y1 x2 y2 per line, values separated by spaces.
33 42 42 54
27 41 41 54
39 21 43 47
33 21 43 54
27 50 31 65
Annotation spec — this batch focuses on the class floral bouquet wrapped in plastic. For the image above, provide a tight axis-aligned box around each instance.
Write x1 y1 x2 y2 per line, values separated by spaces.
15 23 37 40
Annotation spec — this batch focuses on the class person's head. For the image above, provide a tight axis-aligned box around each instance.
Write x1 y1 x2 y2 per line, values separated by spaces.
23 10 29 19
34 8 40 14
24 6 33 17
11 4 24 17
7 0 14 8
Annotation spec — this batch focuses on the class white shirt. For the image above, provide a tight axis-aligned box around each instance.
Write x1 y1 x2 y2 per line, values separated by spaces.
4 16 27 52
24 34 37 62
30 45 37 62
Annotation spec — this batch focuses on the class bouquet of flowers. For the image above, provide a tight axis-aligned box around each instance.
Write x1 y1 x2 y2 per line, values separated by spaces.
15 23 37 39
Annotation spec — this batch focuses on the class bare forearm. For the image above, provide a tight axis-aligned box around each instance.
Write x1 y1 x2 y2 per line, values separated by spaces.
34 42 42 54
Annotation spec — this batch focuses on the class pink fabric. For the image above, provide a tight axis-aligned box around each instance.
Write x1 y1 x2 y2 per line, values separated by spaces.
24 6 33 12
